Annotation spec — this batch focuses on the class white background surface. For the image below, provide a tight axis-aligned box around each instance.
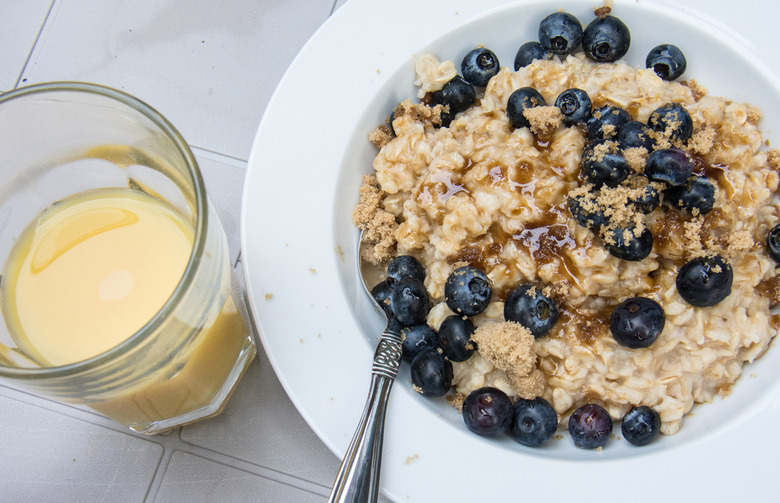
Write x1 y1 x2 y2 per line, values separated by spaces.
1 0 778 502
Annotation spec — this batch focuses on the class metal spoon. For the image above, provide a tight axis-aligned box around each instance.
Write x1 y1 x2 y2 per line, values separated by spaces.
327 233 403 503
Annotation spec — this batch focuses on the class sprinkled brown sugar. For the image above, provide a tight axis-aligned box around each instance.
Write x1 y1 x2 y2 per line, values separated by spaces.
767 148 780 172
623 147 648 173
470 322 544 398
368 124 393 149
688 127 716 155
393 98 444 128
681 79 707 101
523 105 564 138
352 174 398 263
747 106 762 125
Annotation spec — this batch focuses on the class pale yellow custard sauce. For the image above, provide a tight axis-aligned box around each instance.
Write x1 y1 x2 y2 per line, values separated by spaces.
3 188 191 365
1 187 252 428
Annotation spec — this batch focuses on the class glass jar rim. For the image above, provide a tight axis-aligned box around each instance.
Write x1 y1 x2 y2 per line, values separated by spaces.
0 81 209 379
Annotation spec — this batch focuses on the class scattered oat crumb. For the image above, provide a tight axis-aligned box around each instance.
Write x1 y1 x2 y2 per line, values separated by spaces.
309 267 317 274
299 338 304 344
404 454 419 465
335 246 345 261
264 293 274 301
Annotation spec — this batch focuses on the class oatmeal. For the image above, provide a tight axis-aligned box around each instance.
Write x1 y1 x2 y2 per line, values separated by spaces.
355 48 780 436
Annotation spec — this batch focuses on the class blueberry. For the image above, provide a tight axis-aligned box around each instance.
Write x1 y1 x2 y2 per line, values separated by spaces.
461 47 500 88
410 349 453 397
538 11 583 56
582 15 630 63
554 88 592 126
462 387 514 436
433 75 477 127
401 324 439 362
629 182 660 214
581 141 631 188
645 148 693 186
568 403 613 449
665 176 716 215
514 41 550 70
602 225 653 261
370 280 394 318
444 265 492 316
676 255 733 307
387 255 425 285
617 120 655 151
388 110 397 136
568 191 609 229
767 224 780 263
646 44 687 81
511 397 558 447
648 103 693 144
610 297 665 349
390 277 430 326
504 284 560 338
506 87 546 129
587 106 631 141
438 315 476 362
621 406 661 446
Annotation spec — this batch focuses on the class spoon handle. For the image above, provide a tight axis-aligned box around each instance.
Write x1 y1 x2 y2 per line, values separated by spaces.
328 329 402 503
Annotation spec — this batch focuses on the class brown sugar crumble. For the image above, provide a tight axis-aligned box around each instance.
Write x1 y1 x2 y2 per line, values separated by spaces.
352 174 398 263
470 321 544 398
767 148 780 172
524 105 563 138
393 98 444 128
688 127 716 155
369 124 393 149
682 79 708 101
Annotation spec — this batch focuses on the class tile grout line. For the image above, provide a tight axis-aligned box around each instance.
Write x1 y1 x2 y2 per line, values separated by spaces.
190 144 248 166
166 438 332 499
14 0 57 89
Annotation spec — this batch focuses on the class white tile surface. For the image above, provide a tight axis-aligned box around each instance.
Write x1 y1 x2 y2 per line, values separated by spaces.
155 451 326 503
0 1 52 91
22 0 335 160
180 346 340 487
0 394 163 502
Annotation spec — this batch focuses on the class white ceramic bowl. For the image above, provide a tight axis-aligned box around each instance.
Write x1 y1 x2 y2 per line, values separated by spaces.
242 0 780 500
